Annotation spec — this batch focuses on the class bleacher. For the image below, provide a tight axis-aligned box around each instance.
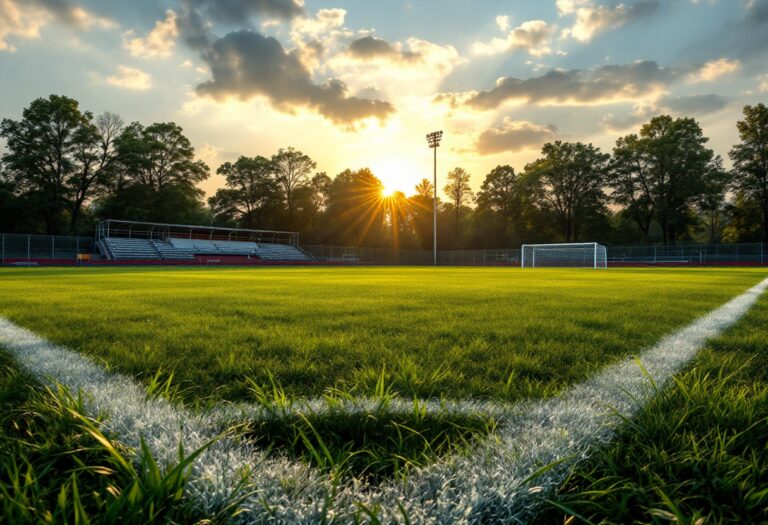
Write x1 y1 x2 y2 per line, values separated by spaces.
150 240 195 260
102 238 162 260
168 238 311 261
96 219 311 263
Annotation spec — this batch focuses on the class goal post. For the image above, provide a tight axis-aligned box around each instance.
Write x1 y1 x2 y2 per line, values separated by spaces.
521 242 607 268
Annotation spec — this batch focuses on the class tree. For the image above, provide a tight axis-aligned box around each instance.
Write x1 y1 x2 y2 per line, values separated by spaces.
611 115 720 244
209 156 280 228
443 167 474 245
322 168 385 246
525 141 609 242
729 103 768 241
414 178 434 199
0 95 120 233
68 112 124 232
115 122 209 191
271 147 316 228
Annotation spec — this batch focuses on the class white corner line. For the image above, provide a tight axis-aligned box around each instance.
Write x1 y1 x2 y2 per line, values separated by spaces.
0 276 766 523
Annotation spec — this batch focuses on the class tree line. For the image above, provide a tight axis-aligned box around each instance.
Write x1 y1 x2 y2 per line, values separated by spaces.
1 94 767 248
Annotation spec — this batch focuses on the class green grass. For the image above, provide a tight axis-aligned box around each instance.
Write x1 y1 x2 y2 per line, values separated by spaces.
0 267 765 403
243 373 496 480
539 289 768 524
0 349 236 524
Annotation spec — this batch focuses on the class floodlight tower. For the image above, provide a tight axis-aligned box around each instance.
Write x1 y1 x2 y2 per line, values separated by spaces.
426 130 443 266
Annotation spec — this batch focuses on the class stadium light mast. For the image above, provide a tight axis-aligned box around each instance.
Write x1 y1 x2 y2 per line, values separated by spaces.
426 130 443 266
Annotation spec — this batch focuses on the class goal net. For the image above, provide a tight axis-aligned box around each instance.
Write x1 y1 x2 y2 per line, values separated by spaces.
521 242 607 268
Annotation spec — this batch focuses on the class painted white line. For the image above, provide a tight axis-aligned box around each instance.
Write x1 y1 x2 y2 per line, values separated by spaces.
1 276 767 523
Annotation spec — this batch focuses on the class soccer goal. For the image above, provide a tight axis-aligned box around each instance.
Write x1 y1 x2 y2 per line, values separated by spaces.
521 242 607 268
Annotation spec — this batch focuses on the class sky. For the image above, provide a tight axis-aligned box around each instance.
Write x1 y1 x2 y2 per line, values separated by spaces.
1 0 767 198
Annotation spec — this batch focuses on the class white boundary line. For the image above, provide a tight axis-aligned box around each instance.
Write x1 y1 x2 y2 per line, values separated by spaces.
1 276 767 523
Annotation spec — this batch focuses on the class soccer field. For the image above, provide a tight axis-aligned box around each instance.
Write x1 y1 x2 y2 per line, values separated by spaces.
0 266 764 402
1 266 768 523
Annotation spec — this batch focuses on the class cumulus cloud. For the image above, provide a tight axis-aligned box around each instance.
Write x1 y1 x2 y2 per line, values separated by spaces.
0 0 48 51
184 0 304 24
602 93 727 132
437 60 683 110
760 74 768 92
123 9 178 58
559 0 659 42
689 57 740 82
472 19 556 57
0 0 112 51
659 93 728 114
106 65 152 90
476 118 557 155
194 30 393 126
346 35 421 62
496 14 510 31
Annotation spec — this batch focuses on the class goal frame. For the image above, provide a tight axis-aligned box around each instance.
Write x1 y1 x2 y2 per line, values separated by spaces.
521 242 607 269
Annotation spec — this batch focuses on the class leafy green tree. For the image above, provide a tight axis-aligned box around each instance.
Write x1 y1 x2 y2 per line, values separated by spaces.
115 122 209 191
209 156 279 229
525 141 609 242
611 115 720 244
443 167 474 246
271 147 316 228
729 103 768 241
0 95 121 233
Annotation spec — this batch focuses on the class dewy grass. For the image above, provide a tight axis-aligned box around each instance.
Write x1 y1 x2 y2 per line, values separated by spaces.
0 349 230 524
244 373 496 480
0 267 764 403
539 289 768 524
2 274 765 523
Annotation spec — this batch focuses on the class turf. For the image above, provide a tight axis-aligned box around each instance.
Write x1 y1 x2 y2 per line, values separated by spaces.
0 266 764 403
539 286 768 524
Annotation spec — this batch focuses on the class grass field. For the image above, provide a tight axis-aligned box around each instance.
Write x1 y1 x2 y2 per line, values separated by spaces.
0 267 765 403
1 266 767 523
542 285 768 524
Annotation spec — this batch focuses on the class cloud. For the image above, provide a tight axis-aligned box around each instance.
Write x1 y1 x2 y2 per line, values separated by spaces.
0 0 48 51
659 93 728 114
106 65 152 90
34 0 113 29
194 29 393 126
689 57 740 82
184 0 304 24
346 35 420 62
476 118 557 155
496 15 510 32
438 60 684 110
123 10 178 58
472 19 556 57
760 74 768 92
602 93 727 132
0 0 112 51
559 0 659 42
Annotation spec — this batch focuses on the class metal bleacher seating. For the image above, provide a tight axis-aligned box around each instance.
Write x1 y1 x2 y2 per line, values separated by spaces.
168 238 311 261
100 236 312 262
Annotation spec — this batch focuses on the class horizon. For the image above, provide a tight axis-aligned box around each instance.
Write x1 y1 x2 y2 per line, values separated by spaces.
1 0 767 198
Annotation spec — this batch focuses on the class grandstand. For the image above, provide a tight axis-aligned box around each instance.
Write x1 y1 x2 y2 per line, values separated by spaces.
96 219 312 263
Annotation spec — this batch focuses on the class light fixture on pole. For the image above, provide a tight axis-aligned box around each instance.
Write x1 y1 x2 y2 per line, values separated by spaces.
426 130 443 266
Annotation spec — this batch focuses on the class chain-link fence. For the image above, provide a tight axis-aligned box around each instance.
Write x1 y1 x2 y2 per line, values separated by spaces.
1 234 765 266
0 234 94 263
608 242 766 266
